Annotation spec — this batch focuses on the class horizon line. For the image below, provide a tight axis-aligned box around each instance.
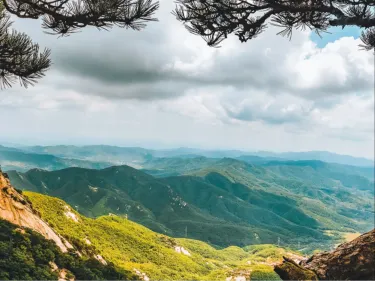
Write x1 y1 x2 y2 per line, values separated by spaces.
1 142 374 162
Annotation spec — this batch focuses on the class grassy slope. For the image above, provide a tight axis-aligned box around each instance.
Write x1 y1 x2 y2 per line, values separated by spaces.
24 191 301 281
0 219 135 280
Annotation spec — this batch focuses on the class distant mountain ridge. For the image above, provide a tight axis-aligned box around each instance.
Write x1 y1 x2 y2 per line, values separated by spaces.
6 144 373 168
0 149 113 172
252 150 374 167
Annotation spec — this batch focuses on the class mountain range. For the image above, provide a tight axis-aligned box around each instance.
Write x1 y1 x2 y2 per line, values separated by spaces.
0 170 298 281
0 145 372 171
0 145 111 172
0 143 374 280
7 157 374 252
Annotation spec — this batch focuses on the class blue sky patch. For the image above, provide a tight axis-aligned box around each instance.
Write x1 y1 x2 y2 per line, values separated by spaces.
310 26 362 48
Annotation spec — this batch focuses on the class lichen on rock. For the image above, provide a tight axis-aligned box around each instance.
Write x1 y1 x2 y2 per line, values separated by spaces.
274 257 318 281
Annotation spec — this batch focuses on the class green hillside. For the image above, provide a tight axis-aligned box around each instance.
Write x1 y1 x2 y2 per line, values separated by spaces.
23 191 295 281
0 218 135 280
144 157 374 228
8 166 331 249
189 159 374 231
142 157 374 233
7 159 373 252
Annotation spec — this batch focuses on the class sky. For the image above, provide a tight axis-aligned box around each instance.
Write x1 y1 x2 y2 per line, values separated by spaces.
1 0 374 159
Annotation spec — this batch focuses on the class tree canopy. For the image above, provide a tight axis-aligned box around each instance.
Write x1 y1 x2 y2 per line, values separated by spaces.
0 0 373 89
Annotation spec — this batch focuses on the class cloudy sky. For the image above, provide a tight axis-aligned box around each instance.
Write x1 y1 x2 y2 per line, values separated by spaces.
1 0 374 159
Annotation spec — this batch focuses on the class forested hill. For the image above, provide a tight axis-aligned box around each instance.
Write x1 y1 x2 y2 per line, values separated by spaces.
0 170 295 281
7 157 374 252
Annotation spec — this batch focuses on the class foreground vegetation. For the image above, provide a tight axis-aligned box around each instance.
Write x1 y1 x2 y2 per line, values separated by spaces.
0 219 135 280
23 191 303 280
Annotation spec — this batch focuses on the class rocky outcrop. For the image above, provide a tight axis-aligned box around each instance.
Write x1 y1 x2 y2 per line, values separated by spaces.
275 257 318 281
174 246 191 256
0 171 72 252
275 229 375 280
226 269 252 281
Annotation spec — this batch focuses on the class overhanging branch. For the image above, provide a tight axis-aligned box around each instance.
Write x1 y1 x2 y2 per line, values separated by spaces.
173 0 375 49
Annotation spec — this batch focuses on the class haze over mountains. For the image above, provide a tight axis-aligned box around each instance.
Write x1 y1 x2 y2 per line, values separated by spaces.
1 144 374 172
0 146 111 172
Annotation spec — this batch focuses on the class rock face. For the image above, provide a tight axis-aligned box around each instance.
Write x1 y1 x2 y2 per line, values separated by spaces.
174 246 191 256
0 171 72 252
275 229 375 280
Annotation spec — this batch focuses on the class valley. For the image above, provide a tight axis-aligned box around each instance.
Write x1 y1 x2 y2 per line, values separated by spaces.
0 145 374 280
3 5 375 280
24 191 294 280
4 146 374 253
0 170 299 280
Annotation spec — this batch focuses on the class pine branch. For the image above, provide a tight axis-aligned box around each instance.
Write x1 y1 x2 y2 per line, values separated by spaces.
0 0 159 89
360 27 375 50
173 0 375 49
0 10 51 88
3 0 160 35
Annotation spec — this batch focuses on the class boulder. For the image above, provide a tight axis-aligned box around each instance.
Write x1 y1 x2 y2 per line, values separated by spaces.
275 229 375 280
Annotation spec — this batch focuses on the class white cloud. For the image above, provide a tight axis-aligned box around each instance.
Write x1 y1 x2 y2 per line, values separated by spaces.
2 0 374 158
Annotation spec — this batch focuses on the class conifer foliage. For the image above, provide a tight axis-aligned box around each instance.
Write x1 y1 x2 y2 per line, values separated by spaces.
173 0 375 49
0 0 159 88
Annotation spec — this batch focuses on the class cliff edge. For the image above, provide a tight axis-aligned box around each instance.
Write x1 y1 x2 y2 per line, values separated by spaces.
275 228 375 280
0 170 72 252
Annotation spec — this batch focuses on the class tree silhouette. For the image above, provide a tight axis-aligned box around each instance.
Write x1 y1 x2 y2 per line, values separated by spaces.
0 3 51 88
173 0 375 49
0 0 159 88
0 0 373 89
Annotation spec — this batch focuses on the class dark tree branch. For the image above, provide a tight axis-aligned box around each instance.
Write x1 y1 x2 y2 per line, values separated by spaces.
3 0 160 35
173 0 375 50
0 0 372 90
0 8 51 88
0 0 159 88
